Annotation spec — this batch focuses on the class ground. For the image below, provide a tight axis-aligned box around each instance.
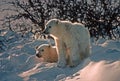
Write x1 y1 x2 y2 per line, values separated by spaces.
0 33 120 81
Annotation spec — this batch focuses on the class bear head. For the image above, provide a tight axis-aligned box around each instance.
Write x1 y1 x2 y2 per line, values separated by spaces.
42 19 60 36
36 44 51 58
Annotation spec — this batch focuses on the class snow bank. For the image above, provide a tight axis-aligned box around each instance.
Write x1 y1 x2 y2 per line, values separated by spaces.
65 40 120 81
66 60 120 81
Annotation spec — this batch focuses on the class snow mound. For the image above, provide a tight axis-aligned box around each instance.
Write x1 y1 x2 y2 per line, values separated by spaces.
65 40 120 81
66 60 120 81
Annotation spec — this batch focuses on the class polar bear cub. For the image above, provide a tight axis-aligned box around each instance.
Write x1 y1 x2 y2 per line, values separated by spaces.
36 44 58 63
43 19 91 67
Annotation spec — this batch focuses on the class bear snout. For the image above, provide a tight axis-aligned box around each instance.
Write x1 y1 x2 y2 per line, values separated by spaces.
36 54 42 58
44 31 48 34
43 30 49 34
42 28 49 34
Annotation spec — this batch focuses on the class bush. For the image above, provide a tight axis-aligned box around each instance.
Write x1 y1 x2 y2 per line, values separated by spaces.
3 0 120 40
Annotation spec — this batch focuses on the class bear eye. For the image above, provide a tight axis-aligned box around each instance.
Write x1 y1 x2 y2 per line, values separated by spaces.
49 26 51 28
41 49 44 52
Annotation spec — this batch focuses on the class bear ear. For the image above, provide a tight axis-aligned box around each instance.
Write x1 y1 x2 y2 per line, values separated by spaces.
55 19 60 25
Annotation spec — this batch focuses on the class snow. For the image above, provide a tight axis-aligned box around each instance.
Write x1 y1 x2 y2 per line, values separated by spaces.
0 33 120 81
66 60 120 81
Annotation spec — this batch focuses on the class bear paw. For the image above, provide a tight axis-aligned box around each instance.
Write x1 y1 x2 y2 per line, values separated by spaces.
57 61 66 68
69 60 80 67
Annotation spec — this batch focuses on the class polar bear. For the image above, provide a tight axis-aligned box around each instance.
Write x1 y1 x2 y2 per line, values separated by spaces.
36 44 58 63
43 19 91 67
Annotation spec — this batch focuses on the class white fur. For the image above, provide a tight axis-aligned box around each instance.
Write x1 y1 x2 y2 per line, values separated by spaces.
36 44 58 63
44 19 91 67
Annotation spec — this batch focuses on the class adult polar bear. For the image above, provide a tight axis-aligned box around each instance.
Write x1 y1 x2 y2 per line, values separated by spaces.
43 19 90 67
